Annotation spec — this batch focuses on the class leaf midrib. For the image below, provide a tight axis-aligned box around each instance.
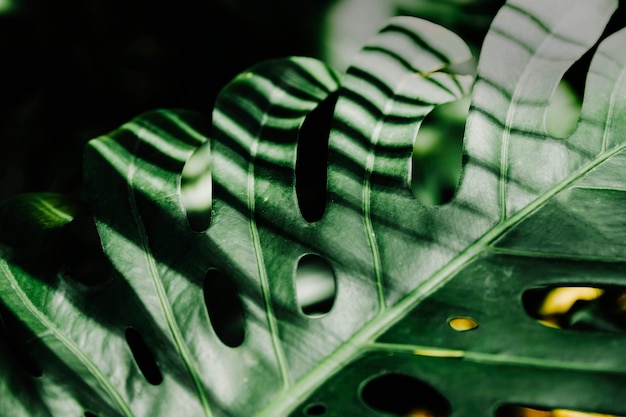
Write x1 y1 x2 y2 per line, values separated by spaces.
256 142 626 417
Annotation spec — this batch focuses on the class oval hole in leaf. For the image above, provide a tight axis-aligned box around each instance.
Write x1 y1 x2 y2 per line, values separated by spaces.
303 403 328 416
295 254 336 317
124 327 163 385
448 316 479 332
204 269 245 347
545 44 591 139
296 91 338 222
0 307 43 378
522 286 626 332
84 412 98 417
181 141 212 232
496 404 622 417
545 80 582 139
360 373 452 417
412 97 468 206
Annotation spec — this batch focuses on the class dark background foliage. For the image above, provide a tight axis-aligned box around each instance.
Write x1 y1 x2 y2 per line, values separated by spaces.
0 0 337 199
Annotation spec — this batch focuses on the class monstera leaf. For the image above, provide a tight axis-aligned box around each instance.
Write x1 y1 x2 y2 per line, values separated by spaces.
1 0 626 416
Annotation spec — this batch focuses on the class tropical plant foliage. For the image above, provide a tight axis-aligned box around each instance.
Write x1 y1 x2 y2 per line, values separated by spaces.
1 0 626 416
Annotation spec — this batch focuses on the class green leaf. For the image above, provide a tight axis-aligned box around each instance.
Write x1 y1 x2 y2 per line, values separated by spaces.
2 0 626 416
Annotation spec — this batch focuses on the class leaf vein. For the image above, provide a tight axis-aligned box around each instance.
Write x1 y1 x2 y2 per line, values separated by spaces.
0 260 136 417
128 131 213 417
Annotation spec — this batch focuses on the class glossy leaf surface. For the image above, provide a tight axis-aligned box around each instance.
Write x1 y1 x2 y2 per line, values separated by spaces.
1 1 626 416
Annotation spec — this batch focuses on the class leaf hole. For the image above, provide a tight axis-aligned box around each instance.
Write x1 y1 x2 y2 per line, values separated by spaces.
303 403 328 416
84 412 99 417
295 254 336 317
181 141 212 232
545 39 594 139
496 404 623 417
448 316 479 332
296 91 339 222
360 373 452 417
124 327 163 385
412 97 468 206
0 307 43 378
545 79 582 139
522 286 626 332
204 268 246 347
